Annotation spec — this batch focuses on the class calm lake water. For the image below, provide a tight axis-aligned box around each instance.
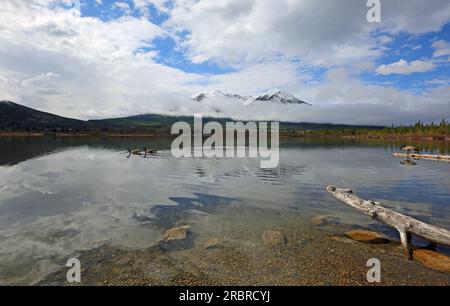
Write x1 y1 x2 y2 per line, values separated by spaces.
0 137 449 284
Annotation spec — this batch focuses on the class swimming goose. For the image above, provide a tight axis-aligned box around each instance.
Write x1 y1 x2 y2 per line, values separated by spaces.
129 148 144 155
128 148 158 157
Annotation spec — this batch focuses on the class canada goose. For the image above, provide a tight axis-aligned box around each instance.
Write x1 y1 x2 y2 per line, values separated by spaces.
128 148 157 158
144 148 158 157
128 148 144 155
401 145 418 153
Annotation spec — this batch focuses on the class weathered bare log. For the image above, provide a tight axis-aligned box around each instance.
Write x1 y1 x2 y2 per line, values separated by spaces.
393 152 450 162
326 186 450 260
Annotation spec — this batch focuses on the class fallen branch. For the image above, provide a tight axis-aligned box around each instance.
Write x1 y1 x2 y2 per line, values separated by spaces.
393 152 450 162
326 186 450 260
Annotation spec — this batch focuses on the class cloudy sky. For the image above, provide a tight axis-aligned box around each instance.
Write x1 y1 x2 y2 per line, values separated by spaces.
0 0 449 125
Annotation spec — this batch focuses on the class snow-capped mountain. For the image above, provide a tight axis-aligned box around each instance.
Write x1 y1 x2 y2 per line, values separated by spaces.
191 90 248 102
251 89 312 106
191 89 311 106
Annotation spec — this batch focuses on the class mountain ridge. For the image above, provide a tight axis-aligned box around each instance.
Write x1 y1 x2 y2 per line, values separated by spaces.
0 100 382 133
0 100 84 127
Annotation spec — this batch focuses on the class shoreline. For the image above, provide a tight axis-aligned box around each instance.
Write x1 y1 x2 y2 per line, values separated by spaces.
0 132 449 141
281 134 450 141
0 132 159 137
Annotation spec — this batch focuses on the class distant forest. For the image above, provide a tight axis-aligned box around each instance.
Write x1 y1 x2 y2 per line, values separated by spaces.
299 119 450 137
1 117 449 138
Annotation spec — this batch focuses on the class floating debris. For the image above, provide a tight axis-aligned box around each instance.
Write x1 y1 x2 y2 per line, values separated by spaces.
327 186 450 260
393 152 450 163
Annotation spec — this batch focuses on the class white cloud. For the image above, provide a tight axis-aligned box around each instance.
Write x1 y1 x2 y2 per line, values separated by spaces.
165 0 450 66
379 0 450 34
113 2 132 15
432 40 450 57
0 0 449 125
166 0 380 66
20 72 62 96
377 35 393 45
376 59 436 75
425 78 449 86
293 68 450 125
0 0 199 118
133 0 170 16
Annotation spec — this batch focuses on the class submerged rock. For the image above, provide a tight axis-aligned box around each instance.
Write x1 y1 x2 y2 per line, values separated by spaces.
328 236 358 244
204 237 222 250
159 225 193 251
345 230 390 244
262 230 287 247
164 225 192 241
413 249 450 274
310 215 340 226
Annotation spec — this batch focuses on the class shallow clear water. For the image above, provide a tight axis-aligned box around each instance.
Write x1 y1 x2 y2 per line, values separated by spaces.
0 137 449 284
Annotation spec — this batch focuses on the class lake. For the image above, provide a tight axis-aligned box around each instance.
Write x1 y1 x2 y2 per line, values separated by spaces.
0 137 449 285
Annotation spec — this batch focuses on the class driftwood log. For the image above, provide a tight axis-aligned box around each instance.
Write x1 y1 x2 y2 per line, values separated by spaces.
326 186 450 260
393 152 450 162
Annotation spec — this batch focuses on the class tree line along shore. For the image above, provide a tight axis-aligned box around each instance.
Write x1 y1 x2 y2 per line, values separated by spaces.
0 119 449 140
288 119 450 139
